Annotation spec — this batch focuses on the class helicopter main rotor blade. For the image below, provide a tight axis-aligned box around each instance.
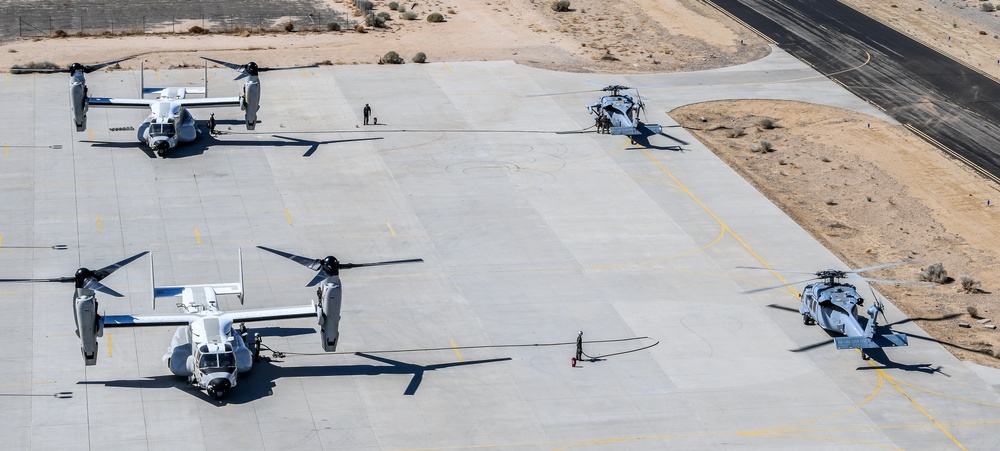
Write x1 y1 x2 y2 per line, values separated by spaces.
765 303 800 313
846 260 915 274
339 258 424 269
848 276 935 286
525 89 602 98
91 251 149 281
256 246 322 270
791 339 833 352
741 276 819 294
82 57 133 73
201 57 245 72
736 265 823 276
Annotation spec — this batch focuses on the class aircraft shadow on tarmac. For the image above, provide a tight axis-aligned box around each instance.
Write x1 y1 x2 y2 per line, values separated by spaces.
82 127 383 158
767 303 969 375
78 352 512 405
626 125 688 151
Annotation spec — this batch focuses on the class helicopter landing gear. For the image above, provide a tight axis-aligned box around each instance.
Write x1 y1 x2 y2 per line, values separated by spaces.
861 351 870 361
802 314 815 326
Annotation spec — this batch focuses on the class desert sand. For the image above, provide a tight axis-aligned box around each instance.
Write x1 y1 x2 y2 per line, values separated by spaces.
2 0 999 367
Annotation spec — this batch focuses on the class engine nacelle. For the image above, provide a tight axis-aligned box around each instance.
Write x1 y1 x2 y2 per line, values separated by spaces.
242 77 260 130
318 278 343 351
70 74 89 132
164 326 194 377
74 290 102 366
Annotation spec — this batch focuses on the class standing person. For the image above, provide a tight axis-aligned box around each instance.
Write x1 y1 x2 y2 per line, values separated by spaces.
363 104 372 125
207 113 217 135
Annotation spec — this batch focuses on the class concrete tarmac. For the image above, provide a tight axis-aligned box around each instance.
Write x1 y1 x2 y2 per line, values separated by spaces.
1 46 999 450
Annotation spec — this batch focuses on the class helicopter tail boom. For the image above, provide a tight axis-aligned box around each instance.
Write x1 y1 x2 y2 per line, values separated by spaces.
834 333 908 350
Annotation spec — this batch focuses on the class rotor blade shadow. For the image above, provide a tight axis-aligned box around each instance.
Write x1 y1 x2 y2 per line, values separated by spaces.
854 348 950 375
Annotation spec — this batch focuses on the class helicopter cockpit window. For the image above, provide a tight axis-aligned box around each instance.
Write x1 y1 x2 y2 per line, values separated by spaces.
199 352 237 374
150 123 175 137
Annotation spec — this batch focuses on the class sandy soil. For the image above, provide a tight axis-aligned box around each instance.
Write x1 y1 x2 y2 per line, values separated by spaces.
2 0 999 366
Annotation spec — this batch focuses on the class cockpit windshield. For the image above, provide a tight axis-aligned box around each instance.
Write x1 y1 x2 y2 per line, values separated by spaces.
150 123 175 137
199 352 237 374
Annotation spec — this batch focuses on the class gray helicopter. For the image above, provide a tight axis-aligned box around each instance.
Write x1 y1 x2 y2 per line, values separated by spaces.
587 85 662 137
741 262 931 360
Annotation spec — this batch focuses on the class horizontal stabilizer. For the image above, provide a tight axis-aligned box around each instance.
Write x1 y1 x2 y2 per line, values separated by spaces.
610 126 640 136
835 333 908 350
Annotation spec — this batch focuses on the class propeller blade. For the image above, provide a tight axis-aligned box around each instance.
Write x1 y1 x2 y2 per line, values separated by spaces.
84 279 124 298
526 89 602 98
846 260 915 274
306 271 330 287
82 57 133 74
91 251 149 281
340 258 424 269
201 57 245 72
741 276 818 294
256 246 322 270
257 64 319 72
0 276 74 283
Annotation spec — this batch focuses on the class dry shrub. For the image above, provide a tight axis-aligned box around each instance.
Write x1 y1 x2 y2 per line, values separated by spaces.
959 275 983 293
726 127 745 138
919 262 949 284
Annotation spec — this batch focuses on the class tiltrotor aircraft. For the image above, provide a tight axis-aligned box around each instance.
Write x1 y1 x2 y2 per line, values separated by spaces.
13 57 313 157
0 248 422 400
740 262 931 360
586 85 662 137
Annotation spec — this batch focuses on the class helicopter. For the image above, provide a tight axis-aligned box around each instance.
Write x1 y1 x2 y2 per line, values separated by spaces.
0 248 423 400
740 261 932 360
586 85 662 138
13 57 314 157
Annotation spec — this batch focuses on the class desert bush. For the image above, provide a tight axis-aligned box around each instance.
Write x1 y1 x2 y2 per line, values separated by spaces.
757 118 776 129
726 127 745 138
551 0 571 12
367 14 386 27
356 0 374 12
981 2 995 12
750 139 773 153
383 51 404 64
447 8 456 14
12 61 59 72
377 11 392 20
968 306 980 318
354 24 366 33
412 52 427 63
427 12 445 22
189 25 207 34
919 262 949 284
327 22 341 31
402 11 418 20
388 1 399 9
284 21 295 32
959 275 982 293
396 3 407 12
50 29 67 38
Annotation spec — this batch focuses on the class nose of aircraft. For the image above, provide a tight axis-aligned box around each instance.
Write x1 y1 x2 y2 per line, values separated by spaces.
207 377 231 400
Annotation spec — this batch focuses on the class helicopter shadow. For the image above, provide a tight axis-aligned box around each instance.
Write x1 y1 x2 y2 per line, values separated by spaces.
626 124 688 151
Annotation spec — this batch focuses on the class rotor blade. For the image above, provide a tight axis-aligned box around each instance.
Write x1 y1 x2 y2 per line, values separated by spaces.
886 313 962 327
903 332 995 355
10 66 69 74
83 57 132 73
200 57 245 72
256 246 322 270
849 276 934 286
92 251 149 281
0 277 74 283
305 270 330 287
84 279 124 297
736 266 821 276
741 276 818 294
526 89 602 98
846 260 915 274
258 64 319 72
339 258 424 269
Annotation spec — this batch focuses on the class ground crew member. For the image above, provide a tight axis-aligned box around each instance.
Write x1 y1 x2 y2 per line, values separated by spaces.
208 113 217 134
363 104 372 125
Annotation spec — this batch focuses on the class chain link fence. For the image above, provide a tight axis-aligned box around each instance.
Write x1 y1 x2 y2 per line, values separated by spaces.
0 1 357 41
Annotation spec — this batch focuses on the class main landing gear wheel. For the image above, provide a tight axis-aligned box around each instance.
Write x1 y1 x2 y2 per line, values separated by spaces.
861 351 870 361
802 314 814 326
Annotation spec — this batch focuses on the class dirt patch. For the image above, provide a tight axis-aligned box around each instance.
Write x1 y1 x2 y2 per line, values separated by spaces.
674 100 1000 366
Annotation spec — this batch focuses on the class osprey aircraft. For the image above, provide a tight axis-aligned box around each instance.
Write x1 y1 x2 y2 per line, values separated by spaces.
13 57 314 157
0 248 422 400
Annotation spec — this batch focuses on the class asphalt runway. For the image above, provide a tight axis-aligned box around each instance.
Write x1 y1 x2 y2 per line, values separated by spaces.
2 50 1000 450
708 0 1000 184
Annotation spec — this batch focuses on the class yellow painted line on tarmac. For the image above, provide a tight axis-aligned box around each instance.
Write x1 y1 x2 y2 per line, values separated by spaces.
194 227 201 244
108 333 113 357
450 339 464 362
386 220 396 237
880 369 966 450
156 70 161 81
285 209 292 225
97 216 102 232
0 234 3 248
4 143 8 156
89 129 93 140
